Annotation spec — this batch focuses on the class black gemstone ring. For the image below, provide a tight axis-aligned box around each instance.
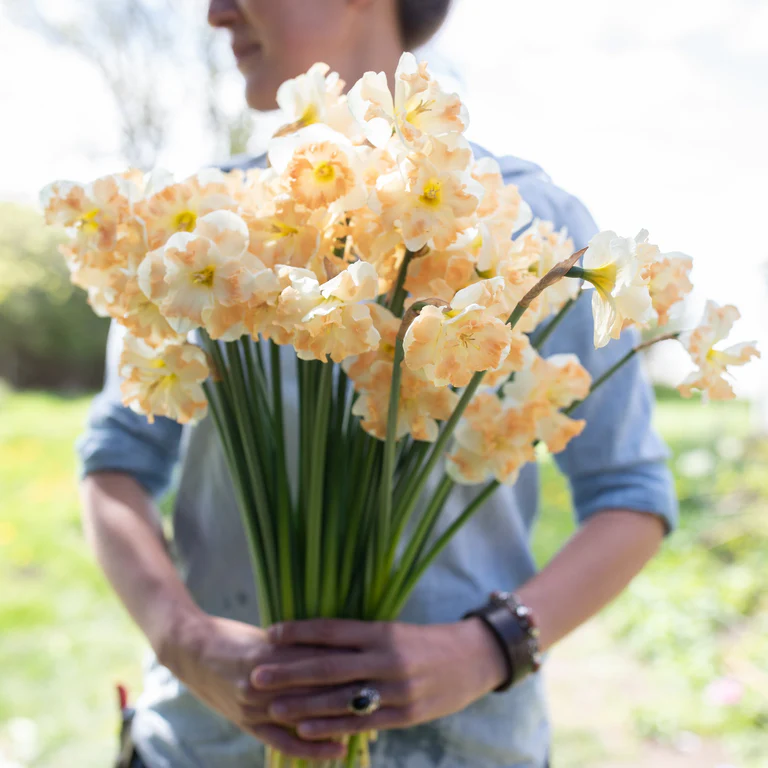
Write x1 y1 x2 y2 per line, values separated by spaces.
348 686 381 716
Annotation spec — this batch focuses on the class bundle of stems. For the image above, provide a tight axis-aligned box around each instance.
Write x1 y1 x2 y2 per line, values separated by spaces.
197 251 671 768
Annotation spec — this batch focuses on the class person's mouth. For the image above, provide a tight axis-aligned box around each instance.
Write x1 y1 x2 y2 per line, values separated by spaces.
232 40 262 63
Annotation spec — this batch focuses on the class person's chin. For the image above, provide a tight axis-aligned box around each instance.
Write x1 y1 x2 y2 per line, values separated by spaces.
242 68 280 112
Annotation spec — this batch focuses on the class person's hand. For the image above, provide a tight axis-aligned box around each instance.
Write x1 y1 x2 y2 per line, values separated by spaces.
159 610 347 761
250 618 507 740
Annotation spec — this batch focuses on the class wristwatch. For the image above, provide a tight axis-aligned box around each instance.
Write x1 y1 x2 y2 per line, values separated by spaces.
464 591 542 692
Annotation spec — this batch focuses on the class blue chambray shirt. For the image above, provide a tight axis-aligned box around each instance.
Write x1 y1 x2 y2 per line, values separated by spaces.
78 146 677 768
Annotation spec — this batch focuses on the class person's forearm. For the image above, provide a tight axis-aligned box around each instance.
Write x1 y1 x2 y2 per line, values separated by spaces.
517 509 666 652
80 472 204 662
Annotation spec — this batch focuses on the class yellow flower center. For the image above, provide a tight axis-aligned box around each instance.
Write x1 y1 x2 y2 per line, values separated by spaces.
419 179 442 208
271 220 299 238
191 265 216 287
405 98 435 125
175 210 197 232
148 372 178 395
457 330 478 349
299 104 319 127
78 208 101 232
150 359 167 369
583 263 618 298
313 161 336 183
476 268 494 280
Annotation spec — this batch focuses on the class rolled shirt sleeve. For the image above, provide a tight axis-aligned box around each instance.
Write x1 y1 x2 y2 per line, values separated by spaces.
499 156 678 533
77 321 183 498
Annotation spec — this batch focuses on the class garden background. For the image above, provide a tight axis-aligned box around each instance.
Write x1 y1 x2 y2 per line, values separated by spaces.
1 0 766 766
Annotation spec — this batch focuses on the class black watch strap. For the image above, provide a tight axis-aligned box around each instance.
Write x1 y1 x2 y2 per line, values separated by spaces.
463 592 541 692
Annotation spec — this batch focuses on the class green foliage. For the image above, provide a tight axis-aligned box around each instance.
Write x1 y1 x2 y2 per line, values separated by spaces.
0 392 142 767
534 389 767 767
0 203 109 390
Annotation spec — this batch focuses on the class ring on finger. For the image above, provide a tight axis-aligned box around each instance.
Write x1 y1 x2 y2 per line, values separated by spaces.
347 686 381 716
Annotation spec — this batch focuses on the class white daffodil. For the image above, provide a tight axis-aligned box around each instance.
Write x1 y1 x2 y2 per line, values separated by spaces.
580 230 654 348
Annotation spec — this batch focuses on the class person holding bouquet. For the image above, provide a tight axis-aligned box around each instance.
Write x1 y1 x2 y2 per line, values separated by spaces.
76 1 678 766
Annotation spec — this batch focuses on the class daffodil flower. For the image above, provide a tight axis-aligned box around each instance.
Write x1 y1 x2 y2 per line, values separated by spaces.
580 230 654 348
348 52 468 151
445 393 538 485
502 348 591 453
138 210 278 340
678 301 760 400
119 334 209 424
403 278 522 388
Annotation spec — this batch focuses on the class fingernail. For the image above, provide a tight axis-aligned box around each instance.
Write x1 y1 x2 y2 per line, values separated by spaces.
254 669 273 686
267 624 282 642
270 702 287 717
297 722 315 738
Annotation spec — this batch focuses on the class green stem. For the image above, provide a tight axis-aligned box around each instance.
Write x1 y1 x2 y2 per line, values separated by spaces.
383 480 499 619
270 341 295 621
338 434 377 603
305 360 334 618
225 340 281 617
201 355 274 625
374 340 405 602
530 293 581 350
564 331 680 416
388 249 415 317
565 265 588 281
375 474 454 619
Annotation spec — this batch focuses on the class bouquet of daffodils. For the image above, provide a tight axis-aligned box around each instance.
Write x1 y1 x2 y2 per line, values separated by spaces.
42 54 758 768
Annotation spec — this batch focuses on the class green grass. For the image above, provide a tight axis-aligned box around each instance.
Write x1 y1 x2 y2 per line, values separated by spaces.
0 391 143 768
0 388 765 766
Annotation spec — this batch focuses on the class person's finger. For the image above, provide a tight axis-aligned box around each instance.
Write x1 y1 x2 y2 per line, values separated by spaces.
251 652 392 690
234 677 268 705
268 681 411 723
245 723 346 761
268 619 389 648
295 707 416 740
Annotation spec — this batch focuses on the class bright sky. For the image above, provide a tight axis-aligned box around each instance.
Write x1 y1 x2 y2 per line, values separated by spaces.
1 0 766 398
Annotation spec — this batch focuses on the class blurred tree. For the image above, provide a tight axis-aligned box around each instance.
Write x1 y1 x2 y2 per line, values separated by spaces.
2 0 251 167
0 202 109 390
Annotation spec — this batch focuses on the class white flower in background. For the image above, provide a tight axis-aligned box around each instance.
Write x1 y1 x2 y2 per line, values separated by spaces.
678 300 760 400
581 230 654 348
348 52 468 151
275 62 357 136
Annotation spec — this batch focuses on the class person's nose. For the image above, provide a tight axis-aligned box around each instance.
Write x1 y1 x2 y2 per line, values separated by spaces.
208 0 241 28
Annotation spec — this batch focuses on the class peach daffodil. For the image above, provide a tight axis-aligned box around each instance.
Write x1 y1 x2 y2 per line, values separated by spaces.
502 348 591 453
138 210 277 339
269 125 366 214
678 301 759 401
352 360 459 442
445 393 537 485
348 52 468 151
403 278 521 388
120 334 209 424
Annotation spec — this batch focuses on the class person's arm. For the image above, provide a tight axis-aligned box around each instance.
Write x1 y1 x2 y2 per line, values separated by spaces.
78 323 346 761
244 507 664 741
81 473 345 761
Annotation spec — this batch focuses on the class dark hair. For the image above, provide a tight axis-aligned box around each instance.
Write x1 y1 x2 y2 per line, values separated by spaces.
398 0 452 49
